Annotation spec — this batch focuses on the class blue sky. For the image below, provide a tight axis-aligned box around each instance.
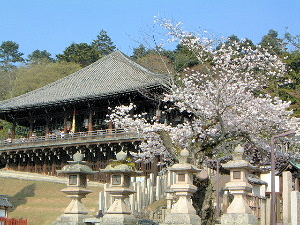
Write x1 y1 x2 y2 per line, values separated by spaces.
1 0 299 59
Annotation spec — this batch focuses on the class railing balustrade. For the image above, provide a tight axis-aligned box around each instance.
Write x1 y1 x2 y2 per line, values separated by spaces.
0 128 136 147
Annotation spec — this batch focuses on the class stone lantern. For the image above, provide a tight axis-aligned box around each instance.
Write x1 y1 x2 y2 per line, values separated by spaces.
54 151 97 225
100 150 141 225
162 148 202 225
220 144 258 225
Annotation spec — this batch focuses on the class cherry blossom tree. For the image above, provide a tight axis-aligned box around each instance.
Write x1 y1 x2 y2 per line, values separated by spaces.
111 19 300 167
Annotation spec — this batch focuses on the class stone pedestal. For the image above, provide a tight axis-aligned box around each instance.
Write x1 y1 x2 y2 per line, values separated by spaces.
102 214 137 225
161 149 201 225
220 213 258 225
55 214 91 225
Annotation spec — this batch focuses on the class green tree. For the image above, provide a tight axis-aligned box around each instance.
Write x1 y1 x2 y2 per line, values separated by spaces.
217 35 256 52
56 43 101 67
0 41 24 71
11 61 81 97
259 29 287 56
92 29 116 55
27 50 54 64
136 53 175 74
216 35 240 50
285 31 300 50
173 43 199 72
278 50 300 117
0 70 12 100
131 44 148 60
0 119 13 140
0 41 24 98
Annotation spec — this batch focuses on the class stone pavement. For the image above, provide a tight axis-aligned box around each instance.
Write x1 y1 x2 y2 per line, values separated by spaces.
0 169 103 187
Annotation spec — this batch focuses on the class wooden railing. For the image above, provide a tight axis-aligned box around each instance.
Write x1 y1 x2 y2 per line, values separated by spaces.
0 129 141 151
0 217 28 225
246 194 266 220
1 129 129 145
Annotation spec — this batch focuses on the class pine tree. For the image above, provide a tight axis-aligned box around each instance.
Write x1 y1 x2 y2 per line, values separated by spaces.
92 29 116 55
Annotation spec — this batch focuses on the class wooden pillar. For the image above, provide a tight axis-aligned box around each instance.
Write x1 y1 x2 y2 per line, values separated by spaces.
51 163 56 175
11 121 16 139
45 118 50 136
43 163 47 175
63 113 68 133
108 121 114 133
29 121 33 137
88 109 93 132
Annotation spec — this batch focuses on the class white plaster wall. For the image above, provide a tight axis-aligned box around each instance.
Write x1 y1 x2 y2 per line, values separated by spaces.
0 209 6 217
252 184 260 196
260 173 280 192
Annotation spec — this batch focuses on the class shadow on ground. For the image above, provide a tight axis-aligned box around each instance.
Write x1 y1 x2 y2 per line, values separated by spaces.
10 183 36 211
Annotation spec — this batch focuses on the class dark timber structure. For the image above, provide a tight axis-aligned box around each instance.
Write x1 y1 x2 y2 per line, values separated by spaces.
0 51 169 182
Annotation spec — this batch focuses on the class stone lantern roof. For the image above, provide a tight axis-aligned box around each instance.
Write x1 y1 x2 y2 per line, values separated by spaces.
57 152 97 175
222 145 259 172
100 150 141 175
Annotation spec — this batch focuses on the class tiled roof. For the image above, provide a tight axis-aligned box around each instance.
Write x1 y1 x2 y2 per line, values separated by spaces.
248 174 268 186
0 195 13 208
0 51 169 112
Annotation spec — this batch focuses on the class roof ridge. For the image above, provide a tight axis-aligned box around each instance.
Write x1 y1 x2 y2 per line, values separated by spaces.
113 50 167 76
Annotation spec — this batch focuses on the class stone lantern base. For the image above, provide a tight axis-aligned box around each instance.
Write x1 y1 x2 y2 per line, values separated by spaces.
219 213 258 225
54 214 92 225
101 214 137 225
161 213 201 225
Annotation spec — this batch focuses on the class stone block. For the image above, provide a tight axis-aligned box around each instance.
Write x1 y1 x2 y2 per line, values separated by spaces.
54 214 91 225
161 213 201 225
220 213 258 225
102 214 137 225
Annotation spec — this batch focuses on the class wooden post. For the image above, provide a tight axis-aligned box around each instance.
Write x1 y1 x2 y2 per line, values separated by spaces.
64 113 68 133
11 121 16 139
52 163 56 175
45 117 50 136
88 109 93 132
29 121 33 137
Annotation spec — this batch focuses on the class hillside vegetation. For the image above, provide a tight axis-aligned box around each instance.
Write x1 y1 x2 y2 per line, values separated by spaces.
0 177 102 225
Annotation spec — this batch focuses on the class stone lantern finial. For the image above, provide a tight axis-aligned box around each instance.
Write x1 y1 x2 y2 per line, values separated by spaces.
73 151 84 162
178 148 189 163
233 144 245 160
116 150 127 161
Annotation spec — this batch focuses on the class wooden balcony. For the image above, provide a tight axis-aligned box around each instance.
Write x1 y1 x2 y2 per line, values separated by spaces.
0 129 141 152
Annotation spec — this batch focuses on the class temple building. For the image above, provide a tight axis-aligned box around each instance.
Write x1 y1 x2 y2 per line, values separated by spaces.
0 50 169 181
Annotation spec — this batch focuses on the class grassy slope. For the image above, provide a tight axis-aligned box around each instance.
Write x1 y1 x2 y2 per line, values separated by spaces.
0 177 102 225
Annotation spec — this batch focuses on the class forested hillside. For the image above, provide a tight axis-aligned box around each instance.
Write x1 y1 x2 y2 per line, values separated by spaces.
0 29 299 139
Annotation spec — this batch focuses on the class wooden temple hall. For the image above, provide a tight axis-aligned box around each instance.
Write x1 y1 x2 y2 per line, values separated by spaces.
0 51 169 182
